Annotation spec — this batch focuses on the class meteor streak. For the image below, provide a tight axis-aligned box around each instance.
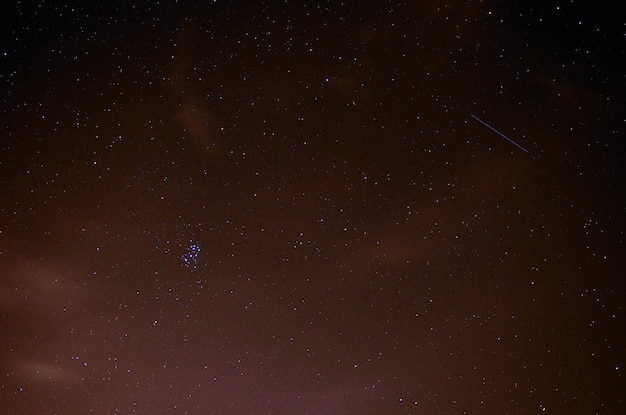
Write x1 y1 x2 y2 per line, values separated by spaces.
471 114 529 153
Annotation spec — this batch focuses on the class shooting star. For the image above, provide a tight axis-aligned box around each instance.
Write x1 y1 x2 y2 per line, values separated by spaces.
471 114 529 153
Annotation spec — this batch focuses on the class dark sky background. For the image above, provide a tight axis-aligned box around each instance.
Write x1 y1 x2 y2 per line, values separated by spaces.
1 1 624 414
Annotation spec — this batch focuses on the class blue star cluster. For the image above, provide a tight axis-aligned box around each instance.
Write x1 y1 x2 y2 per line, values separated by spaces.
180 242 201 269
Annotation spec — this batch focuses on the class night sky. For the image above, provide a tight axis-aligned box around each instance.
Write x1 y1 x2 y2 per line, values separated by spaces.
1 1 625 414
